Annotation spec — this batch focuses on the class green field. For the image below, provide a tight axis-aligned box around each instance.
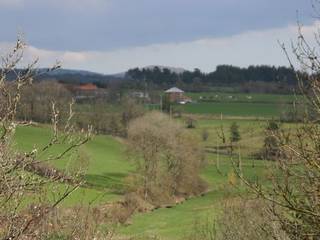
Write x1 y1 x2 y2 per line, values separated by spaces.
11 91 298 239
14 125 133 206
119 156 269 239
186 92 300 103
173 92 302 118
177 102 291 117
190 119 266 155
117 117 276 238
12 115 276 239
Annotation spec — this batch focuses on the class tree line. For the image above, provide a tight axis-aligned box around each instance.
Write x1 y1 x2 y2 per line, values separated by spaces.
4 65 300 94
126 65 299 93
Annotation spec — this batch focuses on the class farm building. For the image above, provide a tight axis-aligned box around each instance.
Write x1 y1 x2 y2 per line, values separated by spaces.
165 87 192 104
64 83 107 101
75 83 98 91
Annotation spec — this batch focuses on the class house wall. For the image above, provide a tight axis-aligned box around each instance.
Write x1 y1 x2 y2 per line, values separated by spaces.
167 92 184 102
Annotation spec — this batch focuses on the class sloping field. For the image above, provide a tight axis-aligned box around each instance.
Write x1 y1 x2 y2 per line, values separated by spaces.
14 125 133 205
13 122 271 239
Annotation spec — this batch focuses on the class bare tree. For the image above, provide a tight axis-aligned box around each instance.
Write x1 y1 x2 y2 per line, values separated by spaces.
127 112 207 205
17 80 72 123
235 10 320 239
0 38 92 239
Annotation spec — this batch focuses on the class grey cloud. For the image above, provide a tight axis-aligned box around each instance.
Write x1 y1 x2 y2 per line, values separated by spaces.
0 0 313 52
1 21 316 74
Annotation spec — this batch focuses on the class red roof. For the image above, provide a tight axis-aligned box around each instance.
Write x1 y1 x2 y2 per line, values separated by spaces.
76 83 98 91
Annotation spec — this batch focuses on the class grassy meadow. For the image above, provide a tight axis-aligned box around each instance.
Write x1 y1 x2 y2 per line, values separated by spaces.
14 125 271 239
11 92 298 239
185 92 299 103
119 156 270 239
174 92 302 118
14 125 132 206
177 102 286 117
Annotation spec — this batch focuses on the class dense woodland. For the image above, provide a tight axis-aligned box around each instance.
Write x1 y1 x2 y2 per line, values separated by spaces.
125 65 299 93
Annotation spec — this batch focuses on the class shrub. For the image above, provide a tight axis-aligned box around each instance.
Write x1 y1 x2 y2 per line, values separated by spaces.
127 112 206 205
188 199 287 240
258 120 283 160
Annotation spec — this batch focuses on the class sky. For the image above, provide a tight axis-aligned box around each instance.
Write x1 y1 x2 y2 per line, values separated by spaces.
0 0 316 74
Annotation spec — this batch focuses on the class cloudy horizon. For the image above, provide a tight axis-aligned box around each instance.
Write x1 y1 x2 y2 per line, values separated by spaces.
0 0 315 74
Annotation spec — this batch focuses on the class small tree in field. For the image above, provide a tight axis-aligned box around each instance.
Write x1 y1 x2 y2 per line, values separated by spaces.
262 120 281 160
229 122 240 143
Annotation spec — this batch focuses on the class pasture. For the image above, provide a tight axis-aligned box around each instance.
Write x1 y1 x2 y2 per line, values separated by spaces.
11 91 298 239
186 92 300 103
176 92 302 118
176 102 287 117
119 156 270 239
14 125 133 206
13 116 277 239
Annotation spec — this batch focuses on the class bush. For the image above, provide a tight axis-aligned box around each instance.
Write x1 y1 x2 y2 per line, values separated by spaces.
188 199 288 240
127 112 207 205
266 120 279 131
257 120 282 160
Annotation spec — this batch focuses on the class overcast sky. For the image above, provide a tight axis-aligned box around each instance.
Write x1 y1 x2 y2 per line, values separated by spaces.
0 0 316 74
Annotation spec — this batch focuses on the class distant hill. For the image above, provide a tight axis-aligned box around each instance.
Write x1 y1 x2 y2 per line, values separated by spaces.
35 68 123 85
40 68 106 77
36 66 187 85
